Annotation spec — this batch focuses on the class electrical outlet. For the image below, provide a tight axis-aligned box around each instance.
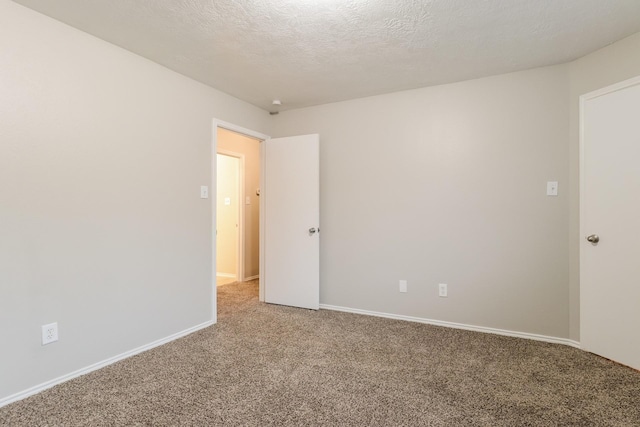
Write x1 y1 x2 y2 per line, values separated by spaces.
399 280 408 293
438 283 448 298
42 322 58 345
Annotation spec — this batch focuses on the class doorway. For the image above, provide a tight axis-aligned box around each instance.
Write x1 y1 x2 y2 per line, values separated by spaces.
211 120 321 323
216 152 241 285
216 127 262 289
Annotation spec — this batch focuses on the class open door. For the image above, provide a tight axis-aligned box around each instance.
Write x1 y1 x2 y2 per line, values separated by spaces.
580 76 640 371
263 134 319 310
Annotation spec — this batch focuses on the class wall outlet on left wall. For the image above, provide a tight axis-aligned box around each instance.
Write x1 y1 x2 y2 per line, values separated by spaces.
42 322 59 345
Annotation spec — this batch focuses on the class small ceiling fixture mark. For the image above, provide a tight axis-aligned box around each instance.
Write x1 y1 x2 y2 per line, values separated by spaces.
270 99 282 115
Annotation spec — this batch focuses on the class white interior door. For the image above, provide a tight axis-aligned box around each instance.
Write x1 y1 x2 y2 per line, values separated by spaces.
581 77 640 370
263 134 319 310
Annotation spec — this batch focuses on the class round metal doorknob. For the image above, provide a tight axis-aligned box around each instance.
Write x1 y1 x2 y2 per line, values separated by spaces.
586 234 600 244
309 227 317 234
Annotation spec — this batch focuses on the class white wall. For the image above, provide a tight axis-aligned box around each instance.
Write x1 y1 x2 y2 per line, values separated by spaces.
273 65 571 338
272 31 640 343
567 32 640 341
0 0 270 402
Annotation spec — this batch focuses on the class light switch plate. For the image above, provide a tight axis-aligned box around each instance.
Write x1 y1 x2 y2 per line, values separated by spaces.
200 186 209 199
399 280 407 293
439 283 448 297
224 197 231 206
547 181 558 196
246 196 251 205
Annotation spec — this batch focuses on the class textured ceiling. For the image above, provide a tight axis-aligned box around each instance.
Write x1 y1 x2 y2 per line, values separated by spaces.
12 0 640 112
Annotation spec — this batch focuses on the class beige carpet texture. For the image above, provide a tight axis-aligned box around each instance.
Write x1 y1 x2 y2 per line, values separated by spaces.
2 280 640 426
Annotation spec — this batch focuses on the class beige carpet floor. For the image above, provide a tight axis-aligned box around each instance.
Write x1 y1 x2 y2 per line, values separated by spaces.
2 280 640 426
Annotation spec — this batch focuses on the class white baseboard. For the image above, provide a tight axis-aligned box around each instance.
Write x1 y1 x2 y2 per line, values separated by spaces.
216 273 236 278
319 304 581 349
0 320 215 408
1 307 580 409
244 275 259 281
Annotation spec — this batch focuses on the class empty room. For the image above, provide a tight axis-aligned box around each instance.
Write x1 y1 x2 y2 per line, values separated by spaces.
1 0 640 425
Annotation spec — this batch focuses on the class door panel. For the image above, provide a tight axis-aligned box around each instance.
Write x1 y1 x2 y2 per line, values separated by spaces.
264 134 320 310
216 154 239 279
581 78 640 370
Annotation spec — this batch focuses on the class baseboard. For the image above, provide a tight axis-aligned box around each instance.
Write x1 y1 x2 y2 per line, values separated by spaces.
244 275 259 281
319 304 581 348
0 320 215 408
565 339 581 349
216 273 236 278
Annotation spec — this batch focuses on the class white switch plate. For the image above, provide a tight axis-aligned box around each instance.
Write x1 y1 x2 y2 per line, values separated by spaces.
246 196 251 205
546 181 558 196
42 322 59 345
439 283 448 297
399 280 407 293
224 197 231 206
200 186 209 199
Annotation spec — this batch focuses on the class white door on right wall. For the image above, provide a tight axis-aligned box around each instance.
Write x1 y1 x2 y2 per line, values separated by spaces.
581 76 640 370
263 134 320 310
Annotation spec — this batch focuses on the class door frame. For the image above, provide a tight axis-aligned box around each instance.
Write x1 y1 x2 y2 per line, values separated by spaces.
579 74 640 343
216 150 245 282
211 119 269 323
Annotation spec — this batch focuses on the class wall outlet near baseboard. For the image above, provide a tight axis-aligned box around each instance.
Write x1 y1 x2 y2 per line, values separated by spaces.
42 322 59 345
399 280 408 293
438 283 448 297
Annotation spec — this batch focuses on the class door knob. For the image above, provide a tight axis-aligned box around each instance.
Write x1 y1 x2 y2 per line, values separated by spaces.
586 234 599 244
309 227 317 235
